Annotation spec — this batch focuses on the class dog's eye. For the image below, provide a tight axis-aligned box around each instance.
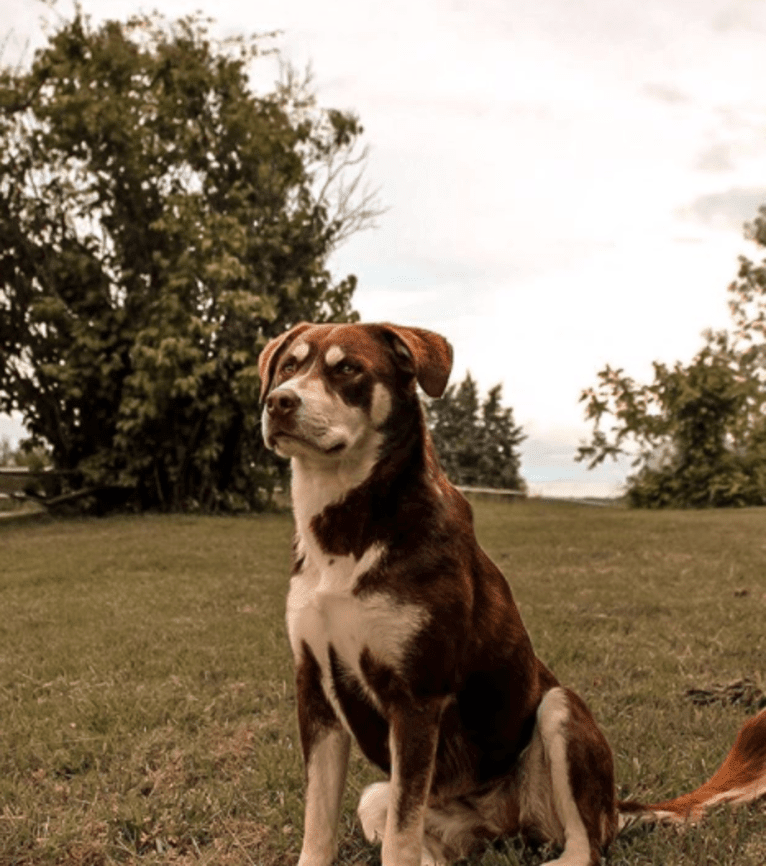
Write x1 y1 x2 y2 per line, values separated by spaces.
281 360 298 376
336 361 360 376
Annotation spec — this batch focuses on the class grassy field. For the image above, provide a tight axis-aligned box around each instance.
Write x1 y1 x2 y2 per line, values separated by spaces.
1 500 765 865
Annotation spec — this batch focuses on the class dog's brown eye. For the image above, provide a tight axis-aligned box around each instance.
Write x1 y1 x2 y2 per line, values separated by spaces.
337 361 360 376
281 360 297 375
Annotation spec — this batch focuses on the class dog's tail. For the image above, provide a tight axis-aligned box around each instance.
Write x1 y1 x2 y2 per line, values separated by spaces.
618 707 766 829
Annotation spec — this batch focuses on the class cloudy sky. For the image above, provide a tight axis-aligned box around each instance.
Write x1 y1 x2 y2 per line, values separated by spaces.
3 0 766 496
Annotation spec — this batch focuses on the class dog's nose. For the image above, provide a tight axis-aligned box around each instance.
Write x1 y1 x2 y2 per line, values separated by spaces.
266 388 300 418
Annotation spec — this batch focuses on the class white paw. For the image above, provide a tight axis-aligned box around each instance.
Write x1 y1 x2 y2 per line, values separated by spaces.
420 845 446 866
358 781 390 843
296 847 336 866
540 853 593 866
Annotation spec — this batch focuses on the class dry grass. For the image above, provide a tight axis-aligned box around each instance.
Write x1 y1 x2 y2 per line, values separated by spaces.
1 501 765 865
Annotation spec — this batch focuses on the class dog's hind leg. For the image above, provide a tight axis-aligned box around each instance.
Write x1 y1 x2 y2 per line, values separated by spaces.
359 781 468 866
358 781 390 846
528 687 618 866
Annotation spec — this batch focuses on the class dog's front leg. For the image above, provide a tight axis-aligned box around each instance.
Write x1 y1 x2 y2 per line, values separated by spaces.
298 726 351 866
296 646 352 866
382 698 445 866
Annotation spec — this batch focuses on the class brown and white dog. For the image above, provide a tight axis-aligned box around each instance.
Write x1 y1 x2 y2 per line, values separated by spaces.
258 321 766 866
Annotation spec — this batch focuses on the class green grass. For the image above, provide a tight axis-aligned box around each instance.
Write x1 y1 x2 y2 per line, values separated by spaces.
1 501 765 865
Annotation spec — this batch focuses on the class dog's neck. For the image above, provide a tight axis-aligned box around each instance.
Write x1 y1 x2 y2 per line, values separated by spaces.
290 450 379 541
289 403 438 562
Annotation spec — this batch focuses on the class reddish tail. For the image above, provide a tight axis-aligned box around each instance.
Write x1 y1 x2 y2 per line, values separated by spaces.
619 708 766 827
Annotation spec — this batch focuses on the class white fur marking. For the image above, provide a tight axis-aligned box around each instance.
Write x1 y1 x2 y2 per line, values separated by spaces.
292 341 310 363
371 382 393 427
286 543 429 722
325 345 346 366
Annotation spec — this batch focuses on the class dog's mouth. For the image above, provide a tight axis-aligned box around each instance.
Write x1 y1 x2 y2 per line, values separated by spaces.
271 431 346 456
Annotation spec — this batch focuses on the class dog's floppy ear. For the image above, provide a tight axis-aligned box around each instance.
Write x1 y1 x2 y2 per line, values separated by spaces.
376 324 453 398
258 322 313 400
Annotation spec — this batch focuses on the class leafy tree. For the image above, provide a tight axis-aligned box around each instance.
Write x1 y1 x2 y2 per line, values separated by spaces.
577 207 766 508
426 372 526 491
0 11 380 512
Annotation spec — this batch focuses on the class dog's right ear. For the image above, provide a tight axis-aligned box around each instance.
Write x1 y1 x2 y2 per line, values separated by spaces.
258 323 313 401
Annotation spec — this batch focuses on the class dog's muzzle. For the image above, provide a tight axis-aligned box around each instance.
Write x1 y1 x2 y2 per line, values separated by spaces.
263 388 346 455
263 388 301 449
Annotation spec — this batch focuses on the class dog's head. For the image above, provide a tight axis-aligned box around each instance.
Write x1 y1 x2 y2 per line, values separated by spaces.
258 322 453 462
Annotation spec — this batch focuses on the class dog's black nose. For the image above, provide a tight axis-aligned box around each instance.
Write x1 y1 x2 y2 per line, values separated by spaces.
266 388 300 418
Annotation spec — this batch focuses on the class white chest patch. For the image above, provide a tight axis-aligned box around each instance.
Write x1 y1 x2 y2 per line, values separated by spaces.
286 542 427 722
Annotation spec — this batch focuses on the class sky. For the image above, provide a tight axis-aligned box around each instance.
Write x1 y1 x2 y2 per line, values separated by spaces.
3 0 766 496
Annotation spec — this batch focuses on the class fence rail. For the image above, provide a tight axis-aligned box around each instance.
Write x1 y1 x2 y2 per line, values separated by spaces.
0 468 86 512
456 485 619 507
0 468 72 493
455 486 526 497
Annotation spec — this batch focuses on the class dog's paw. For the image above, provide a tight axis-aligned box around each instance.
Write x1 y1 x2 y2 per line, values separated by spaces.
358 781 390 843
539 854 594 866
296 850 336 866
420 843 448 866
